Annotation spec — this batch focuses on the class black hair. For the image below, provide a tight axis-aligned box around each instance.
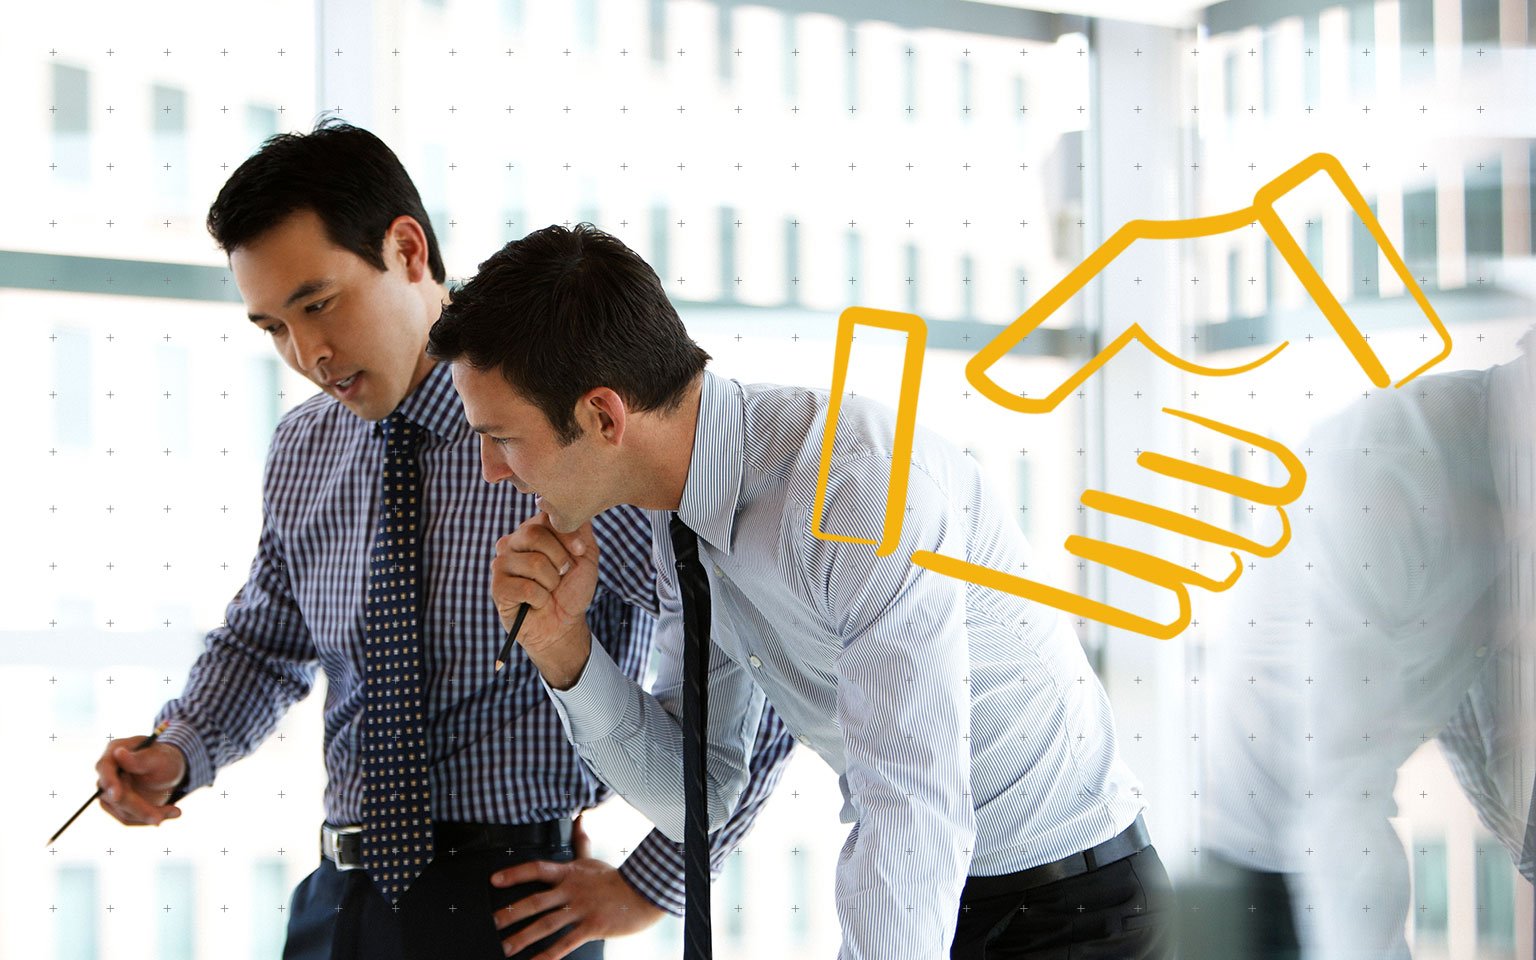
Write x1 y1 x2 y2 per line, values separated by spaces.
206 117 445 283
427 223 709 444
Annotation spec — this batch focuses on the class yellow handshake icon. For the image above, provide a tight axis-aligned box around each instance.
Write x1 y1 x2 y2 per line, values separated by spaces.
813 153 1453 640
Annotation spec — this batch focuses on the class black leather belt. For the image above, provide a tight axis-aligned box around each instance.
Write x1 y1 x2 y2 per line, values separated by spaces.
963 815 1151 898
320 819 574 871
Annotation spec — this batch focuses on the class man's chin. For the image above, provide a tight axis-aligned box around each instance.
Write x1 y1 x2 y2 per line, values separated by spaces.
542 505 589 534
332 392 392 422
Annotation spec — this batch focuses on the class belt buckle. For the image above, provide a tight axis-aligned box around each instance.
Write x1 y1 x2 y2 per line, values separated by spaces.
323 824 364 871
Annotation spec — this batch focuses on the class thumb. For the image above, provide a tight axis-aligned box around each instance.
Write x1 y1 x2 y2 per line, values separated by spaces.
571 814 591 860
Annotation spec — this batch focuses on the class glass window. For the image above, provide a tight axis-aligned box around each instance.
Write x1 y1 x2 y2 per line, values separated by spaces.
906 243 920 313
1352 201 1379 299
1404 187 1438 276
1461 0 1500 45
251 859 289 958
51 63 90 181
1474 838 1516 948
847 230 862 304
156 861 196 960
1303 15 1321 104
54 864 98 960
790 847 812 942
52 327 92 448
904 44 918 119
1465 158 1504 259
782 12 797 98
1261 25 1280 114
959 56 973 121
720 851 746 941
1401 0 1435 81
1415 839 1449 939
1224 51 1240 120
720 207 739 299
575 0 598 51
784 217 801 304
1350 4 1374 96
961 252 975 320
152 85 188 205
246 104 279 152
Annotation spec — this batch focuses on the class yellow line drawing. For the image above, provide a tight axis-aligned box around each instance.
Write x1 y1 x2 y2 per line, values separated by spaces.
812 153 1451 640
966 152 1452 413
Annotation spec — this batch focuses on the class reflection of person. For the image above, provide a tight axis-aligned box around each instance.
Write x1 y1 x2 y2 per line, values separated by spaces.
430 222 1176 960
1201 344 1536 959
88 122 791 960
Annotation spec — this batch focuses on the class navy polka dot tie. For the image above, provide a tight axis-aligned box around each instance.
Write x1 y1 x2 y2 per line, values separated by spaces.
361 414 434 904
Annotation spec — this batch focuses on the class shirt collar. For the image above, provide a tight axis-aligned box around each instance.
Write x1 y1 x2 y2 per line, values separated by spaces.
676 370 744 554
374 359 469 442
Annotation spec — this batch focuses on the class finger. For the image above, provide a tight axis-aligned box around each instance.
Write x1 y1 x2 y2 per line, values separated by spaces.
528 513 599 568
500 909 579 959
530 929 593 960
94 738 145 802
570 815 590 860
98 789 167 826
113 788 173 825
94 761 126 804
491 859 566 889
500 516 579 574
545 518 595 560
491 549 570 596
493 886 569 931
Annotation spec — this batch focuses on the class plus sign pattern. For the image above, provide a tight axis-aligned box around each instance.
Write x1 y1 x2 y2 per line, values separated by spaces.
6 1 1534 957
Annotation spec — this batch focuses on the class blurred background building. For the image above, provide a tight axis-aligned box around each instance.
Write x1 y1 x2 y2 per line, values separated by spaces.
1 0 1532 957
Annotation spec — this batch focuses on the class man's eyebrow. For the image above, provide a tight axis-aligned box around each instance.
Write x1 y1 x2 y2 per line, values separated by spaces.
247 278 335 322
468 424 502 435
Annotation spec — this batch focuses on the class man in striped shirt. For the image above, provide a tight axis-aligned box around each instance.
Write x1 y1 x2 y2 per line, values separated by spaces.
90 121 792 960
431 223 1174 959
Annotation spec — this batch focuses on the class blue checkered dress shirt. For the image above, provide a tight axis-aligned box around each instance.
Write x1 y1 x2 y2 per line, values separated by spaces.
155 361 792 913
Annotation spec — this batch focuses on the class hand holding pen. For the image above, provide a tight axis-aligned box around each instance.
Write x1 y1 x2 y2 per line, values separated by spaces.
490 512 601 690
67 721 188 838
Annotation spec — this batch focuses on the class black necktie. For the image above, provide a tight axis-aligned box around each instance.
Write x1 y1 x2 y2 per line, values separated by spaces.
361 414 434 903
669 514 712 960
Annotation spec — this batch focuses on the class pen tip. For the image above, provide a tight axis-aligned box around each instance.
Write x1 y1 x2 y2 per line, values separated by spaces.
494 660 505 672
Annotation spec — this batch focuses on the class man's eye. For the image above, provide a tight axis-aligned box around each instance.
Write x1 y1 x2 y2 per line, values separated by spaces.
491 436 513 446
304 298 331 314
262 324 287 337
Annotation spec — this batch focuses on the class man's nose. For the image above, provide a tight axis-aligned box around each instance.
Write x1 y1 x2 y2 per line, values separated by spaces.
290 327 332 373
480 436 513 484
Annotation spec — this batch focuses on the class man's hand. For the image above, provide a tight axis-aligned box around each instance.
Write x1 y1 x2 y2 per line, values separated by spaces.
488 853 665 960
491 511 601 689
93 739 186 826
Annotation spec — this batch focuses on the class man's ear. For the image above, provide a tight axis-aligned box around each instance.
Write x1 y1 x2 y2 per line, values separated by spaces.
384 215 431 283
583 388 628 445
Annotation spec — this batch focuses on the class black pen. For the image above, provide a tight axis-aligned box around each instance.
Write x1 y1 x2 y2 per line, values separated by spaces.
48 720 171 846
494 602 530 674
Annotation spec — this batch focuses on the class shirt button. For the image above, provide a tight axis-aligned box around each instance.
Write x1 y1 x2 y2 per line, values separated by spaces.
748 655 763 669
1476 645 1488 657
713 565 724 578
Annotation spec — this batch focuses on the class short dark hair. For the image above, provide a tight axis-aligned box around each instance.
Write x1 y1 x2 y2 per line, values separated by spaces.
206 118 445 283
428 223 709 444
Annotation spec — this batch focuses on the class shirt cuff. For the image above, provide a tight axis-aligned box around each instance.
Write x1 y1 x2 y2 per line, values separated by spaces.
545 640 634 744
153 717 214 795
617 829 688 916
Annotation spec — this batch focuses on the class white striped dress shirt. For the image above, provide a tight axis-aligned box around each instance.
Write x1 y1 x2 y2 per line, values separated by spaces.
1206 356 1535 958
552 371 1145 959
